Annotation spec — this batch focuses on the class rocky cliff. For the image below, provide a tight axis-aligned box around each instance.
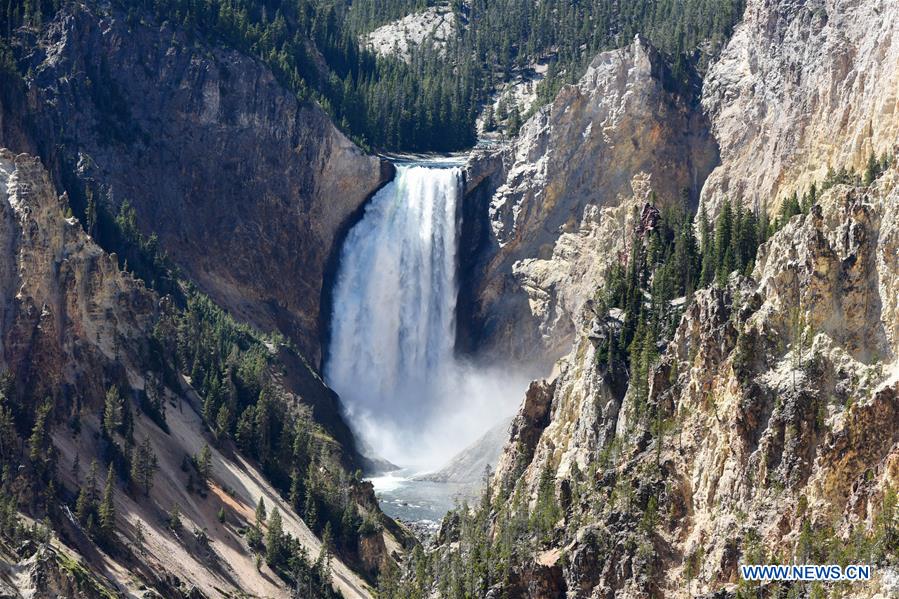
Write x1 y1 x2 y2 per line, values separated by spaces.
425 0 899 595
484 164 899 597
459 37 719 368
0 149 400 598
1 3 391 363
700 0 899 217
0 150 157 401
362 6 456 62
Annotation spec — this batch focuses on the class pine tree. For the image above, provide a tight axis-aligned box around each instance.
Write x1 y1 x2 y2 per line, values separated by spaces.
130 436 158 496
203 368 226 424
196 443 212 486
98 463 116 536
289 468 302 509
675 218 699 297
168 503 182 532
738 208 758 274
27 400 52 469
639 325 658 398
134 519 146 555
85 187 97 237
304 484 318 531
864 151 879 185
76 460 99 524
255 389 274 463
633 310 663 409
507 102 522 135
531 464 560 541
317 521 333 581
102 385 124 438
0 393 15 465
699 204 715 288
246 522 263 550
265 507 284 567
215 404 231 438
606 333 617 371
255 496 267 525
496 97 508 121
235 406 255 451
483 103 496 132
779 191 802 223
713 198 734 285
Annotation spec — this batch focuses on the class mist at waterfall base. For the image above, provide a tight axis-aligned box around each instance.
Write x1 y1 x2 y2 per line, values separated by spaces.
324 164 531 477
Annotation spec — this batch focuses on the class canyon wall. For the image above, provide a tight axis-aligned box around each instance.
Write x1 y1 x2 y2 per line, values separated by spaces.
700 0 899 217
440 0 899 595
460 37 718 368
487 168 899 596
1 3 391 362
0 148 396 598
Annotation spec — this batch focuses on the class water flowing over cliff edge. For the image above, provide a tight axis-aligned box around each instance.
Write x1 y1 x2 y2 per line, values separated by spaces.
326 161 531 474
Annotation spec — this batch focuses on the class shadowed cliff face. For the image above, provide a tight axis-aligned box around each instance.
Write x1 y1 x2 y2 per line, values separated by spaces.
459 38 719 370
1 4 391 363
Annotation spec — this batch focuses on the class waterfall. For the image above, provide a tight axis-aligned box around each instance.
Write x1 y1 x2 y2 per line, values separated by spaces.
325 165 458 464
326 163 530 470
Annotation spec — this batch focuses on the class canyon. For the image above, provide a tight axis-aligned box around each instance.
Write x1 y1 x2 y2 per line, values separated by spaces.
0 0 896 596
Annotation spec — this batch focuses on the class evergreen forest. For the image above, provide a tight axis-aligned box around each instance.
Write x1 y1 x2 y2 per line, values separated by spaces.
2 0 745 151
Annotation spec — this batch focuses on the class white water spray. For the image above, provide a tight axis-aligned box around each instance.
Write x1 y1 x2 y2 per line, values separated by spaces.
325 164 528 471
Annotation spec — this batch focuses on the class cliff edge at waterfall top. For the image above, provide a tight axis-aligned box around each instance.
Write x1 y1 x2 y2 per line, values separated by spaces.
1 0 898 598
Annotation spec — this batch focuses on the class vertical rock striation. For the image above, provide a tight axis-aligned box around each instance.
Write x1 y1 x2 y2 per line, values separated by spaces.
460 37 719 369
700 0 899 217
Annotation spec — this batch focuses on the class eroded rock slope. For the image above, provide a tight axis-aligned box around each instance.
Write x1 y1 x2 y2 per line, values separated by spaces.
460 37 718 368
0 149 400 598
700 0 899 217
479 165 899 599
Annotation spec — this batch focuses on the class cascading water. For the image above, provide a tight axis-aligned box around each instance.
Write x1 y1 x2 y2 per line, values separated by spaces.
325 163 527 473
